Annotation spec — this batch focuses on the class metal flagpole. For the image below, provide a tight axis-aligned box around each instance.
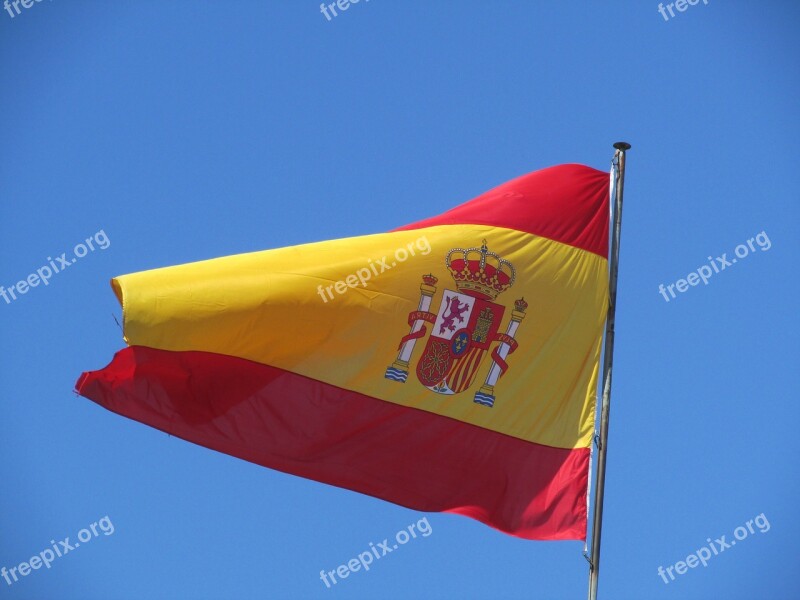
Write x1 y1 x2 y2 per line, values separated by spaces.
587 141 630 600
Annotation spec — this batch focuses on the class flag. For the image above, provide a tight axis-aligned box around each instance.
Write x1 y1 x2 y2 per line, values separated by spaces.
76 163 610 540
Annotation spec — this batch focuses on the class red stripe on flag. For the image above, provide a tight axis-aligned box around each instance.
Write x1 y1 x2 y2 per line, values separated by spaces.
396 163 610 258
75 346 589 541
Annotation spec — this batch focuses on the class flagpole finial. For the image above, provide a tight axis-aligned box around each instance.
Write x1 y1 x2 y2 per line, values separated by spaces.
613 142 631 151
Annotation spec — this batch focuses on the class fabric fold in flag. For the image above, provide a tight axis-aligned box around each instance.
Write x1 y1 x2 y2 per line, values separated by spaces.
76 163 610 541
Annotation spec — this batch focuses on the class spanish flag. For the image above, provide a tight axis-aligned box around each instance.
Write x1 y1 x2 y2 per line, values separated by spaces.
76 163 610 541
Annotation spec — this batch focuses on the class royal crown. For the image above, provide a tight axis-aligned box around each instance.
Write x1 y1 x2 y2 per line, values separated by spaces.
446 240 516 300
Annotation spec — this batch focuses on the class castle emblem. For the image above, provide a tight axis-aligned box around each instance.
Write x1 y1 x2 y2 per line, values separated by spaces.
384 240 528 407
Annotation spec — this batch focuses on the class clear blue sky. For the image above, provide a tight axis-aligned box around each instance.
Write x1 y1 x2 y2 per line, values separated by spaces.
1 2 798 599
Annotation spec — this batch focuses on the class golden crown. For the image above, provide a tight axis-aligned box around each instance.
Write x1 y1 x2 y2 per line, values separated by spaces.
445 240 515 300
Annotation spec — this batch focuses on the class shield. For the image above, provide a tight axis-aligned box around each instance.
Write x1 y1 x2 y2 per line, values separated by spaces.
416 289 505 394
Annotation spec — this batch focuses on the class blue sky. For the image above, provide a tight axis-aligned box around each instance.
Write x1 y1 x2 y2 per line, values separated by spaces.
1 1 798 598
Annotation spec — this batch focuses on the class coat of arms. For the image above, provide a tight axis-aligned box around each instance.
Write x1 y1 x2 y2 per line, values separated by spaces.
384 240 528 408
